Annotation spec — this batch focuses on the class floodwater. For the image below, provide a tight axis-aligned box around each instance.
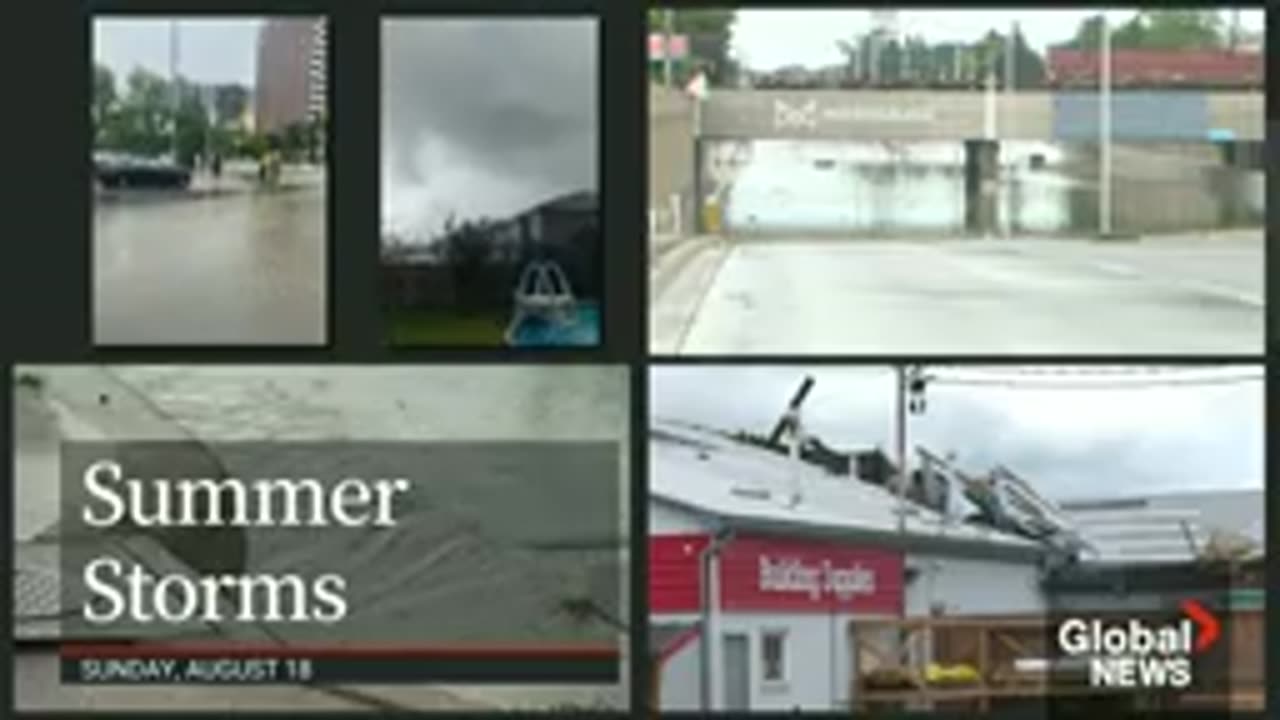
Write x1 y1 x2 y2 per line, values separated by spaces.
720 140 1265 237
93 187 327 345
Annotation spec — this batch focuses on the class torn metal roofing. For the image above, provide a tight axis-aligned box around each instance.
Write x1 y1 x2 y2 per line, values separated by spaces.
1059 489 1265 565
651 420 1042 561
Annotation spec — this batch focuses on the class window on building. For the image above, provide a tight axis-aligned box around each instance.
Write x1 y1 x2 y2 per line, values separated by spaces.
761 629 788 684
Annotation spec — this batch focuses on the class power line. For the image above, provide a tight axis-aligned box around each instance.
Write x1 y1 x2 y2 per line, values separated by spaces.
928 364 1258 377
921 363 1262 389
929 375 1261 390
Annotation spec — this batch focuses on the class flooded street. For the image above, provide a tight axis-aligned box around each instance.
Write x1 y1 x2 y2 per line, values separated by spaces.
656 233 1262 355
650 139 1265 355
93 186 327 345
14 365 629 711
720 141 1265 237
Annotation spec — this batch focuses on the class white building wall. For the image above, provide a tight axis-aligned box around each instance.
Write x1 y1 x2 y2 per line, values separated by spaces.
904 554 1046 616
659 635 703 710
651 501 1049 711
712 612 854 711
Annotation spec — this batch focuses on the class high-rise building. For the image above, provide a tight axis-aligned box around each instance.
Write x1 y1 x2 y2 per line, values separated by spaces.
869 10 901 40
255 18 327 135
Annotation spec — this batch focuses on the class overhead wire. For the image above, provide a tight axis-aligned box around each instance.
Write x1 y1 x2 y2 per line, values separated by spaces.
923 365 1262 390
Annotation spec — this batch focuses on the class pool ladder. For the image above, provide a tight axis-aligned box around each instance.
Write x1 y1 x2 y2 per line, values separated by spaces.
504 260 577 344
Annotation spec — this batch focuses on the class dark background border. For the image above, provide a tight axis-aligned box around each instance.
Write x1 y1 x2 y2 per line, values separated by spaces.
0 0 1272 718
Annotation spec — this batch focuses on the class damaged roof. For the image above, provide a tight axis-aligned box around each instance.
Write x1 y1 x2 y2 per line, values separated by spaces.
651 420 1043 562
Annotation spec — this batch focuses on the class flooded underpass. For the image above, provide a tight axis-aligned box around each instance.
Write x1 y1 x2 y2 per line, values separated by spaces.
715 140 1265 238
651 140 1263 354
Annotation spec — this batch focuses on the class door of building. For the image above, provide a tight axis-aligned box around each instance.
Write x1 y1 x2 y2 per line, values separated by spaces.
722 633 750 711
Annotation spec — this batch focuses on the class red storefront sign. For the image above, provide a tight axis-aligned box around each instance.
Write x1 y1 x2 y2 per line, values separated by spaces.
650 534 903 615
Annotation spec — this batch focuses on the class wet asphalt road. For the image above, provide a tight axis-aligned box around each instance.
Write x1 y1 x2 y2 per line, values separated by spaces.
93 187 326 346
652 232 1264 356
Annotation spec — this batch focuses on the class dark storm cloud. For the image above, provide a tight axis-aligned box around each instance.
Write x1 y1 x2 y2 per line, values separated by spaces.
651 366 1262 501
381 18 597 235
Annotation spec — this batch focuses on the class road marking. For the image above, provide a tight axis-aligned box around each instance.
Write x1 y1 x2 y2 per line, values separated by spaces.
1086 260 1263 308
1092 261 1139 278
671 244 733 354
1163 279 1264 308
649 238 732 354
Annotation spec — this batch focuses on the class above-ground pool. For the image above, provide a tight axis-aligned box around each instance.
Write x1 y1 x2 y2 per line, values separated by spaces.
507 302 600 347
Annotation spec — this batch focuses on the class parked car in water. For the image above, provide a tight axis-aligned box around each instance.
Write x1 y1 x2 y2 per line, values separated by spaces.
94 151 191 189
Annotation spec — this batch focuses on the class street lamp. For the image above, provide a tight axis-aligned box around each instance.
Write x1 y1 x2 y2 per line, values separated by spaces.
662 9 675 88
170 20 181 163
1099 11 1113 237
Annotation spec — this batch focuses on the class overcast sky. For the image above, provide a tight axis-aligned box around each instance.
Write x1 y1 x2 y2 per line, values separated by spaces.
93 17 263 86
381 18 598 240
651 365 1263 502
732 9 1266 71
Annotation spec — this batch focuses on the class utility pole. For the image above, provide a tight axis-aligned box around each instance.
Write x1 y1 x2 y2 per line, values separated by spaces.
1099 12 1113 237
662 9 675 88
1230 8 1241 52
983 68 997 140
1002 22 1018 239
170 20 181 163
894 366 908 534
1005 22 1016 97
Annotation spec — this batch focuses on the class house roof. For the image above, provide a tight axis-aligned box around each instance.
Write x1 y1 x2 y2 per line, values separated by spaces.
1059 488 1264 565
521 190 598 216
651 420 1043 562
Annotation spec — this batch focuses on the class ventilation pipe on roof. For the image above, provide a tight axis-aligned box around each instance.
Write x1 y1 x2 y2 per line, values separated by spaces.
784 406 804 508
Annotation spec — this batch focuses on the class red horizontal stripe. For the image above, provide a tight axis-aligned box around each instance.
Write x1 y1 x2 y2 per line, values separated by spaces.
60 643 619 660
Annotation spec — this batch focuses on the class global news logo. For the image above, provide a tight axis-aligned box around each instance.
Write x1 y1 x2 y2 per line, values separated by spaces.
1057 600 1220 689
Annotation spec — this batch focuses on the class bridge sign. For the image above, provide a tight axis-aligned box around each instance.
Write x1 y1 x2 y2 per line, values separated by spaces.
708 90 960 140
696 89 1262 142
773 99 819 131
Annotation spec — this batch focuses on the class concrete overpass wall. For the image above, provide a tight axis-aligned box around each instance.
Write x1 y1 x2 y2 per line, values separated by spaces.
649 87 697 236
699 89 1263 142
1208 93 1265 140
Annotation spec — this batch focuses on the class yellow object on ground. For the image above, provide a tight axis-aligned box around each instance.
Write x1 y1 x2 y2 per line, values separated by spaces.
702 198 721 234
925 662 981 685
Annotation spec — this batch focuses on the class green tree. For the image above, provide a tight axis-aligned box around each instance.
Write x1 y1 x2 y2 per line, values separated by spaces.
1125 10 1224 50
212 84 250 127
442 216 499 311
647 9 738 87
277 121 312 161
975 28 1046 88
92 64 116 134
236 131 269 160
172 82 211 168
1062 15 1107 50
1062 10 1225 50
97 68 175 156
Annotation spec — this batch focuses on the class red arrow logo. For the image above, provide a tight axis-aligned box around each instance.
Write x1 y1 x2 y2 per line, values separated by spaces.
1181 599 1220 653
